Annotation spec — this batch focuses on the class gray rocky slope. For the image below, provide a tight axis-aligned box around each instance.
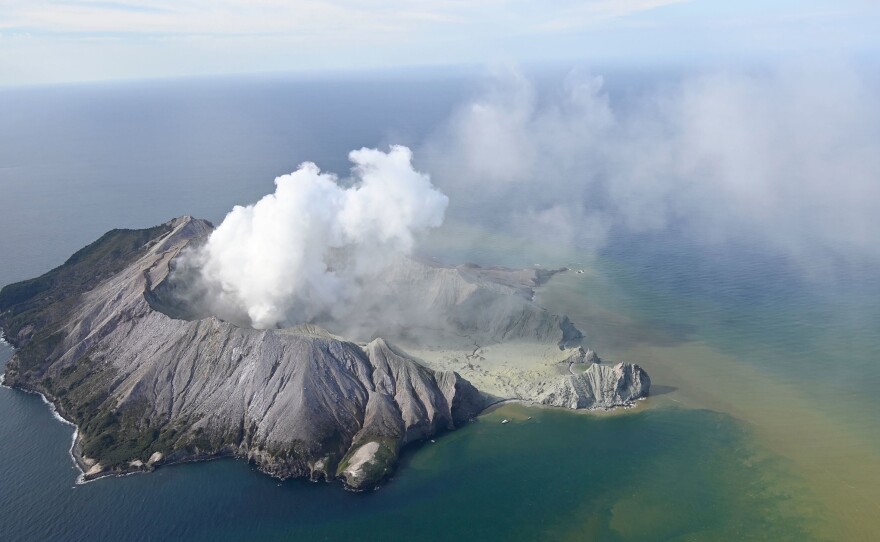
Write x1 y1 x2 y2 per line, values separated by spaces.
533 362 651 410
0 217 649 489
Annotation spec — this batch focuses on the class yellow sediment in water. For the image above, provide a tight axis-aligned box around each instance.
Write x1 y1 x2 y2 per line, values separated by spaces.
426 223 879 538
630 341 880 541
538 273 880 541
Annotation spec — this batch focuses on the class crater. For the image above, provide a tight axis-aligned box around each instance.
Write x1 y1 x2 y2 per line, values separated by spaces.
146 248 583 350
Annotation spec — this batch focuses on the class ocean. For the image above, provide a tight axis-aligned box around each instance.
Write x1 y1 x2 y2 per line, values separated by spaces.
1 71 878 541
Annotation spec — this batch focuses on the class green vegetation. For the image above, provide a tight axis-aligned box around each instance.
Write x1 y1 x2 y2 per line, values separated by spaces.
0 225 170 337
336 436 400 488
0 222 182 467
358 438 399 484
14 329 64 373
77 396 181 468
0 224 170 376
46 370 161 468
0 221 238 469
184 426 237 454
44 356 109 421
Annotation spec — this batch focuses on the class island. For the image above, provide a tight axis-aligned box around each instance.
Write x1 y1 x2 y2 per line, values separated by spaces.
0 217 650 490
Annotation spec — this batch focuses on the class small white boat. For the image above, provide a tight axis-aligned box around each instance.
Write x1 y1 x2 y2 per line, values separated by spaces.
501 419 509 424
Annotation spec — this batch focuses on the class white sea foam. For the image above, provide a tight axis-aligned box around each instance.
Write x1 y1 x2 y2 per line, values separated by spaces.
0 334 8 388
35 393 89 484
0 347 141 485
0 332 9 387
1 329 12 386
38 392 75 427
4 379 86 482
0 316 88 479
1 331 11 386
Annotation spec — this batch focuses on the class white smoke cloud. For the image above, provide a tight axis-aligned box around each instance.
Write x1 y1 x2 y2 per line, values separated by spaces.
421 61 880 271
187 145 448 329
168 61 879 334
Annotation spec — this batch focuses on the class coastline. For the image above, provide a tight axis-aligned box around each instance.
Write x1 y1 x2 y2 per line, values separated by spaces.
2 362 648 488
0 339 129 486
1 308 646 489
0 373 216 485
480 395 647 417
0 373 88 484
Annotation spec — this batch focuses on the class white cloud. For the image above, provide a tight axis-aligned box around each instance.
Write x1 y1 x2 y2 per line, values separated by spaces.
0 0 696 40
421 61 880 271
2 1 878 87
536 0 691 32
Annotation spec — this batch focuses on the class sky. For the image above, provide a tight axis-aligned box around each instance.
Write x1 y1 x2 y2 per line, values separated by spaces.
1 0 879 86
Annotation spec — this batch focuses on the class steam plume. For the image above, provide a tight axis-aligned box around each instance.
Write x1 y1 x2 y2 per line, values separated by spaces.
189 145 447 329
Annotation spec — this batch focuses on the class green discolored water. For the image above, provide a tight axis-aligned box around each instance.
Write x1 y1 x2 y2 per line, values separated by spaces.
532 236 880 541
424 221 880 540
315 405 815 542
0 348 816 542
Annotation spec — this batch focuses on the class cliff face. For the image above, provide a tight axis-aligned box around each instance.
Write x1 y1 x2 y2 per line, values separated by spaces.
533 363 651 410
0 217 483 489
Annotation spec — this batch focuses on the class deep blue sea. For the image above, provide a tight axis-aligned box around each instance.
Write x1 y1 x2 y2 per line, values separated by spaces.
1 72 878 541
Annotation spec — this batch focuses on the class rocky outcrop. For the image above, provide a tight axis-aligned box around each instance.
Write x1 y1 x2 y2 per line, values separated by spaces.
563 346 602 365
533 363 650 410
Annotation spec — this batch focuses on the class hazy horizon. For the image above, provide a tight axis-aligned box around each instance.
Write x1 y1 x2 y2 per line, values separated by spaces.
2 1 879 87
